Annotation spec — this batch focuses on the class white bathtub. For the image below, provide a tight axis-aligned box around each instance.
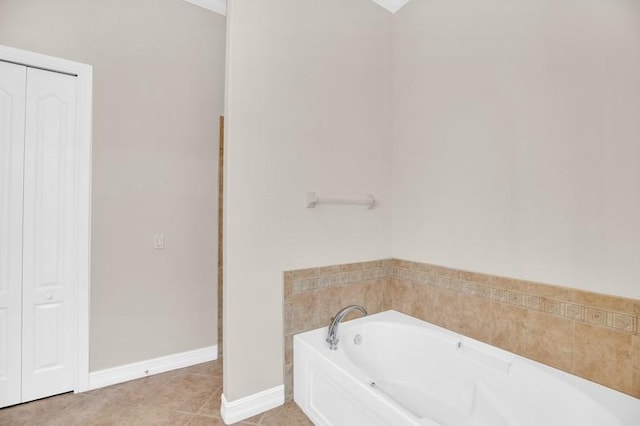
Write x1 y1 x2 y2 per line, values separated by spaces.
294 310 640 426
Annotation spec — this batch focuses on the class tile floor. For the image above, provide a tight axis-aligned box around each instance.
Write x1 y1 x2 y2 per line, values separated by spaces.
0 361 313 425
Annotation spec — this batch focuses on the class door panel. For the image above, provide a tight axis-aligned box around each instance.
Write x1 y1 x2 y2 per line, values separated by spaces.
0 60 26 408
22 67 78 402
33 303 64 370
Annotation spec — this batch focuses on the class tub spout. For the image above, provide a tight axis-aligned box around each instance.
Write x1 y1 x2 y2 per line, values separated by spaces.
326 305 368 350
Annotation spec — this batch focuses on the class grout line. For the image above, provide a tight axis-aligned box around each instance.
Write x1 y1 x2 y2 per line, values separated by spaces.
183 413 195 426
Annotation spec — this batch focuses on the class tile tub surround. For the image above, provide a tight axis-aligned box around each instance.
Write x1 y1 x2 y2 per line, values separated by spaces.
284 259 640 400
283 260 393 400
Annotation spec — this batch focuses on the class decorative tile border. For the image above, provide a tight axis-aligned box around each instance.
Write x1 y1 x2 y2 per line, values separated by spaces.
391 262 638 335
286 260 392 293
292 267 391 293
287 259 638 335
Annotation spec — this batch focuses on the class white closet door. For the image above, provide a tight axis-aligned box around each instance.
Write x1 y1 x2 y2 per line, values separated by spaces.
0 61 26 408
21 67 78 402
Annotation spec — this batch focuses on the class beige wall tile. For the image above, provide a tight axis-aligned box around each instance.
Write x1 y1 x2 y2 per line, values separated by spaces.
284 335 293 365
317 264 345 275
291 268 318 280
393 259 416 270
284 363 293 402
391 278 418 315
568 291 637 316
410 284 439 326
490 303 528 356
292 293 314 334
342 262 366 272
630 335 640 398
340 283 367 311
573 323 632 393
318 286 346 326
283 277 293 304
429 285 461 331
523 311 574 372
292 289 340 334
381 279 394 311
520 282 574 301
284 302 294 335
451 292 494 344
361 281 388 314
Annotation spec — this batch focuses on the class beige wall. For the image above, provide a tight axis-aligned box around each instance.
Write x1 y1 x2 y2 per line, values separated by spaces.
392 0 640 300
224 0 393 401
0 0 226 370
225 0 640 406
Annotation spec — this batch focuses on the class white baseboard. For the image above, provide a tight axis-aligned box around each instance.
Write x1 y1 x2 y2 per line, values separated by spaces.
87 345 218 391
221 385 284 425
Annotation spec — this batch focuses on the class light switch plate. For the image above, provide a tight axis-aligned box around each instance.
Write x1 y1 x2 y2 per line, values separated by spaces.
154 234 165 249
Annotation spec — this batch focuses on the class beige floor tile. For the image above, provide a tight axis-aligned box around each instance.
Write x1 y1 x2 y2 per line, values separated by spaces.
179 361 223 378
241 413 264 424
187 415 227 426
0 392 86 426
121 404 193 425
187 414 260 425
197 388 222 417
46 393 134 426
85 377 161 407
148 373 221 413
259 401 312 426
85 369 179 407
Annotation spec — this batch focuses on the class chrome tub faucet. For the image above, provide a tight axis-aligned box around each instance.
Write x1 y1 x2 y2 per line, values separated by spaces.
326 305 368 350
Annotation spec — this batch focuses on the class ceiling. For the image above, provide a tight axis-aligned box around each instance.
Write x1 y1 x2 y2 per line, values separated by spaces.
370 0 412 13
183 0 226 16
183 0 413 16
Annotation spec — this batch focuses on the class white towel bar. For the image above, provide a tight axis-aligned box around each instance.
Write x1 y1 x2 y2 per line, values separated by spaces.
306 192 376 209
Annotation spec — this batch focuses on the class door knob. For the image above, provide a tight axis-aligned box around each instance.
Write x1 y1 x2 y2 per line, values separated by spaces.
45 294 53 301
